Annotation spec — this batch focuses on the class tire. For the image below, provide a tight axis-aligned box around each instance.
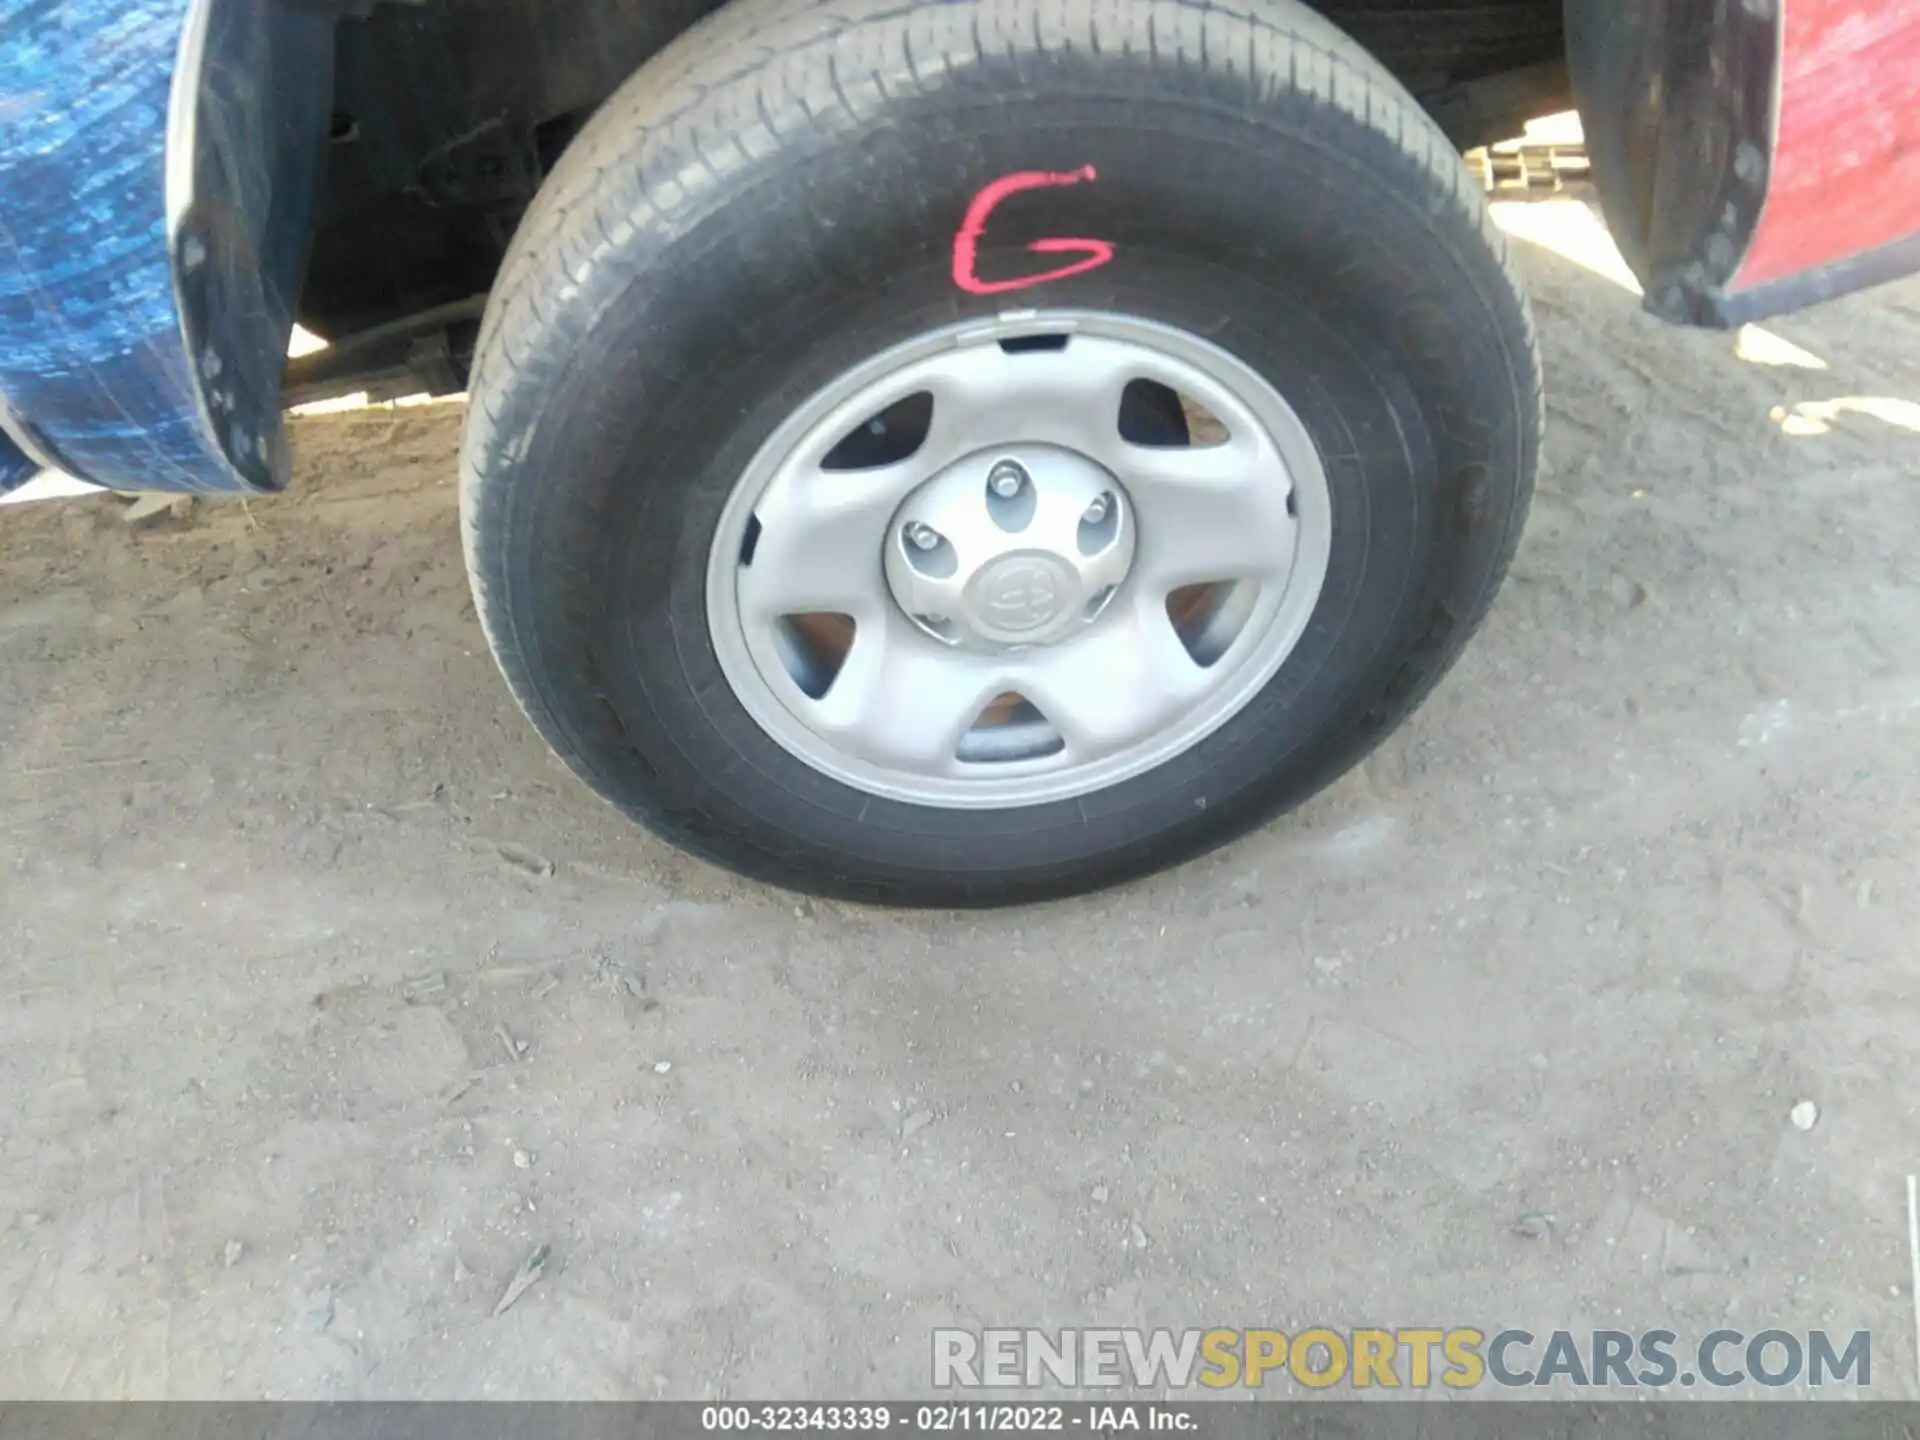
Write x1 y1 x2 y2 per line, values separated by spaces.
459 0 1541 906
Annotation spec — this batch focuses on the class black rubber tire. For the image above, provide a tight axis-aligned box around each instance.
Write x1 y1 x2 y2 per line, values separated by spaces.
459 0 1541 906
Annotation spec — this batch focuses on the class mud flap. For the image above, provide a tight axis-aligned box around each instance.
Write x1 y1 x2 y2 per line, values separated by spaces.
1568 0 1920 327
0 0 335 493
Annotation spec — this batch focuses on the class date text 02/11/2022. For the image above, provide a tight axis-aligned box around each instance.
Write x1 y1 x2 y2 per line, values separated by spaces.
700 1406 1193 1432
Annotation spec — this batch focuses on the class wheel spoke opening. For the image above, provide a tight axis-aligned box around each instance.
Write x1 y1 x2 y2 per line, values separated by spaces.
820 390 933 471
773 612 857 699
998 333 1071 354
958 691 1065 764
1166 581 1258 668
1120 379 1230 449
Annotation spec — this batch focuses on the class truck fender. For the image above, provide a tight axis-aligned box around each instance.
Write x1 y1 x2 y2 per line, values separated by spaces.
0 0 337 493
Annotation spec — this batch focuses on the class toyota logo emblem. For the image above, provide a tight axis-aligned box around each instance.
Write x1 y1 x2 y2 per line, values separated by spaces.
978 558 1065 633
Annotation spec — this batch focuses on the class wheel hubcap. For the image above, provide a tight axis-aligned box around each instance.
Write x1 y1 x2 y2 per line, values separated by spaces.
705 311 1334 809
884 445 1135 650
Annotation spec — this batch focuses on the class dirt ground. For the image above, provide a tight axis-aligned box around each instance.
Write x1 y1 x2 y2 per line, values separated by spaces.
3 208 1920 1400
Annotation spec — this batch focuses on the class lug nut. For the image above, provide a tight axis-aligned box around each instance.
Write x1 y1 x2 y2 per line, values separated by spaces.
905 522 942 551
1082 494 1111 524
987 460 1027 499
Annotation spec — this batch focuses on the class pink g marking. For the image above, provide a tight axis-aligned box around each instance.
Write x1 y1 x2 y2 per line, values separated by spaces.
951 165 1115 296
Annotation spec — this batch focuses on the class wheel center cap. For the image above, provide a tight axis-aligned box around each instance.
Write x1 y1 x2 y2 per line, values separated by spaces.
883 444 1136 650
968 553 1076 639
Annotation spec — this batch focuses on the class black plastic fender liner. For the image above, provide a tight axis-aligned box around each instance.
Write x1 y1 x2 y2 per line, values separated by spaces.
168 0 340 490
1564 0 1781 327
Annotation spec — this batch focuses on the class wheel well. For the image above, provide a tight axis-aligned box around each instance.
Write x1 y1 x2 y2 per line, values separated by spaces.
297 0 1566 363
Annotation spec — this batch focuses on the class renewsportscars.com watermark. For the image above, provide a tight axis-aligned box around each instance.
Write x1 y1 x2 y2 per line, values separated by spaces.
932 1327 1872 1392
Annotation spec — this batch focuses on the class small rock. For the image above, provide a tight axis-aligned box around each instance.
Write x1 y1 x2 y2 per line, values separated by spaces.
454 1257 471 1284
1312 956 1342 979
1129 1221 1150 1251
222 1239 244 1268
494 842 555 878
401 971 447 1004
902 1109 935 1138
653 1060 672 1075
512 1149 532 1170
494 1023 525 1064
593 953 633 993
1607 574 1649 610
122 492 194 528
1512 1212 1552 1241
1790 1100 1819 1131
1090 1184 1109 1205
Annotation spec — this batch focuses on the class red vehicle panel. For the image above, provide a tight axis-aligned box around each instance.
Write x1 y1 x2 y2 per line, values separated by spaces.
1735 0 1920 292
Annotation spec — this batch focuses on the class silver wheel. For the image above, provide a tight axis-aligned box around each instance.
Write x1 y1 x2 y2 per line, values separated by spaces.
705 311 1333 809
